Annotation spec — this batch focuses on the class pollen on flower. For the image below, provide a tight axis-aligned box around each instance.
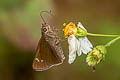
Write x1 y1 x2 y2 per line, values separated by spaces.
63 23 66 26
63 22 77 38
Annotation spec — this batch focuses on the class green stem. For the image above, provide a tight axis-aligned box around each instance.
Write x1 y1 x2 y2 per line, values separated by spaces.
87 33 120 37
105 37 120 47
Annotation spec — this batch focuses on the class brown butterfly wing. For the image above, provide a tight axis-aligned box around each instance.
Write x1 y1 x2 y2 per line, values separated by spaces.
32 36 63 71
46 33 65 63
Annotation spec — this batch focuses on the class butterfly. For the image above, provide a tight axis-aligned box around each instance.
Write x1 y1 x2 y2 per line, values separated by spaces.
32 11 65 71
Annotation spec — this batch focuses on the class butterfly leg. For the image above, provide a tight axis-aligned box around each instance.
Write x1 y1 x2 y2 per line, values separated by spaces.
60 39 66 42
52 26 63 32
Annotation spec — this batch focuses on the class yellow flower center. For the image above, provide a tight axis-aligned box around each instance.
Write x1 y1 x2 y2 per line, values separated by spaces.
63 22 77 38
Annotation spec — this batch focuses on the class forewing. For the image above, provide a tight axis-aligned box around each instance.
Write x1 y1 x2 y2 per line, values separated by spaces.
32 36 62 71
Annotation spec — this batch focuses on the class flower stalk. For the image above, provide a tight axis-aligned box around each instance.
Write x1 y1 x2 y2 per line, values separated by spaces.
105 37 120 47
87 33 120 37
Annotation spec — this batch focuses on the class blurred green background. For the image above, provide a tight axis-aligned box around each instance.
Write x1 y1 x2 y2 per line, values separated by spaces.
0 0 120 80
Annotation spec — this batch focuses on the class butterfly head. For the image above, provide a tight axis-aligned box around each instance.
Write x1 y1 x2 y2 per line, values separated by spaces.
41 24 51 33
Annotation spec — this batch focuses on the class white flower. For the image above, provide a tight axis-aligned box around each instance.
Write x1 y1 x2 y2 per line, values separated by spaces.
68 22 93 64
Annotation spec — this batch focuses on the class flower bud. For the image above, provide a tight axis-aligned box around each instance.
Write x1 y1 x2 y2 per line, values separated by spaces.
86 45 106 67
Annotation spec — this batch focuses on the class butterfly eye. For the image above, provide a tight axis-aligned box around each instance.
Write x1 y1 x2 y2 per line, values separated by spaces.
42 28 47 32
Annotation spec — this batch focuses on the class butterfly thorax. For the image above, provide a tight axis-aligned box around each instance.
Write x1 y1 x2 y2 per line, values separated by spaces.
41 24 60 43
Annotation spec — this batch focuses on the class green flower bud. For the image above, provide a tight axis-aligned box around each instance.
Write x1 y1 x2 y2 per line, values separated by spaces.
86 45 106 67
75 27 87 38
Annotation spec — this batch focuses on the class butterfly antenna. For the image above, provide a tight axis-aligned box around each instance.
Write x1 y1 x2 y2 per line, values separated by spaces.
40 11 47 24
40 10 62 24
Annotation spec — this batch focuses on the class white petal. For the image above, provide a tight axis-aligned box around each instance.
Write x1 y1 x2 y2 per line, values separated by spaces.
68 53 76 64
84 37 93 48
68 35 78 64
78 37 93 54
77 38 82 56
77 22 87 31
